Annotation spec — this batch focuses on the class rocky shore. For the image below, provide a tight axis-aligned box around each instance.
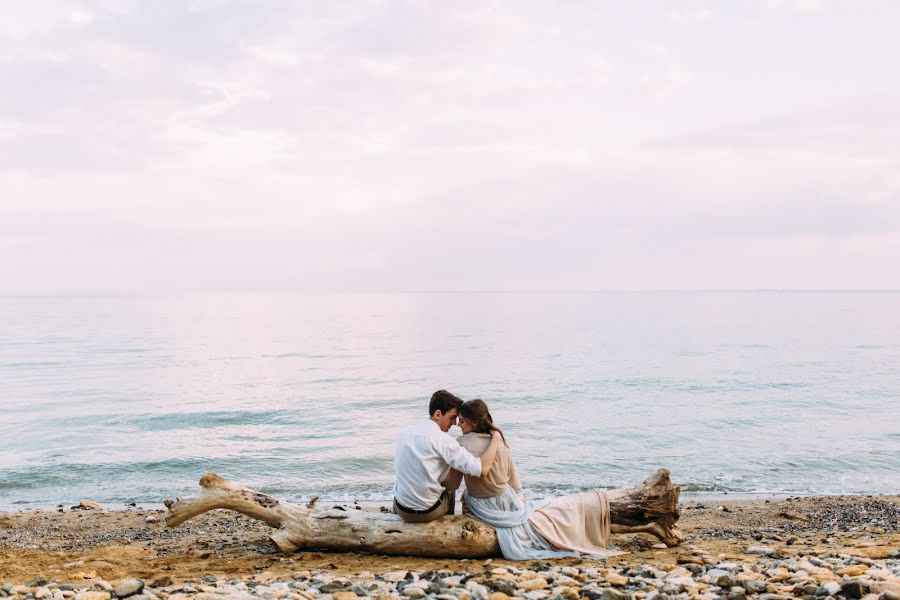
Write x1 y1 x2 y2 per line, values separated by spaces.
2 495 898 600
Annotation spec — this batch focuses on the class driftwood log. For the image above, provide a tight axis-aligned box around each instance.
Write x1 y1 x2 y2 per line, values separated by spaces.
164 469 683 558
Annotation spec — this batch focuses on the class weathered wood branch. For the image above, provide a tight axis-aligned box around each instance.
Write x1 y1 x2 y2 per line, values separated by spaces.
164 470 683 558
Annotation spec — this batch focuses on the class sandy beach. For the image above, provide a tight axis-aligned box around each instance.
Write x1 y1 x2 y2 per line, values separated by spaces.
2 495 899 599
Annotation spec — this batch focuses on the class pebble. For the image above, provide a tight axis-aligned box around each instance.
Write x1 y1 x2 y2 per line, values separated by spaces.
516 578 548 592
402 585 427 598
1 535 897 600
746 546 777 556
818 581 842 596
113 579 144 598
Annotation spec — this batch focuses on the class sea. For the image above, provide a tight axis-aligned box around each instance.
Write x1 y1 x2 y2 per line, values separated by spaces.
2 291 898 510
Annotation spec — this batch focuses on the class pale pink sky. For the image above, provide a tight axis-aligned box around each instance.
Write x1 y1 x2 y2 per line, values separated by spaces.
1 1 899 292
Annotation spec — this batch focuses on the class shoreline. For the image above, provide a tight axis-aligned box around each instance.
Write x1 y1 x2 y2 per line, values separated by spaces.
2 494 899 598
0 491 866 514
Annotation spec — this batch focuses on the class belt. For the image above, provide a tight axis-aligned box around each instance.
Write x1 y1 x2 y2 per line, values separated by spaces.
394 492 446 515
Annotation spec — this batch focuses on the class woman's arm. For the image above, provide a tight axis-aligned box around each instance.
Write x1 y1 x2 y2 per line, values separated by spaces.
443 469 463 492
509 451 526 508
508 451 522 493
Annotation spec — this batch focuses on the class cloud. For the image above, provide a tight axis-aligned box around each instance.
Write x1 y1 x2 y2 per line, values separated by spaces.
764 0 827 12
0 1 898 291
666 8 714 23
654 94 900 156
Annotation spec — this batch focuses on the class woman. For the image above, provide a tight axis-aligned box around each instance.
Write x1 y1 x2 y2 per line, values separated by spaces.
444 399 619 560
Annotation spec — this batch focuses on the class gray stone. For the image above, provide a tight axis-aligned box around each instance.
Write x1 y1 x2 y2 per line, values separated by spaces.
95 580 113 592
716 574 737 589
727 587 747 600
114 579 144 599
817 582 842 596
794 583 819 596
682 563 702 575
702 570 735 589
600 589 632 600
468 584 488 600
746 546 777 557
842 581 867 600
485 580 517 596
743 580 768 594
148 578 172 590
27 578 49 587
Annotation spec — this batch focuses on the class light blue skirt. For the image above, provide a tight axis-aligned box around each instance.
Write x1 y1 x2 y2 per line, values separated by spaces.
464 486 581 560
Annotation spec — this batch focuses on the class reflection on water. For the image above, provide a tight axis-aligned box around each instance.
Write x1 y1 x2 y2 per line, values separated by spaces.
1 291 899 508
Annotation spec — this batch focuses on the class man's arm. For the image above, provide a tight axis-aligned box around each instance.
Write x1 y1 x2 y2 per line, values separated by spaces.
437 431 504 478
477 431 503 478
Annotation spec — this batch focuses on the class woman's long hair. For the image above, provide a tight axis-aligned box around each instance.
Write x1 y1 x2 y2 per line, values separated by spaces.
459 399 507 446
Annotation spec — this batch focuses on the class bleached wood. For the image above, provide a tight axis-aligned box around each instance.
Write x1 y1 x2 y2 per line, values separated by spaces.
164 469 682 557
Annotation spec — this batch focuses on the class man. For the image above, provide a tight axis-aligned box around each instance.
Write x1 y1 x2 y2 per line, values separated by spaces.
393 389 503 522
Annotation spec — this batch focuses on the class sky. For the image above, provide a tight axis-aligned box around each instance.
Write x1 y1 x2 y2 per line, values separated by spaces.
1 0 899 293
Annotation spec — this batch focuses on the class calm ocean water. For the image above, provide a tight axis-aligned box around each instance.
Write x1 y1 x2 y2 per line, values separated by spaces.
1 292 898 510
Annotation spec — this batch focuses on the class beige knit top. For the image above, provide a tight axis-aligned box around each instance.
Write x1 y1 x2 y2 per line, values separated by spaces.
456 433 522 498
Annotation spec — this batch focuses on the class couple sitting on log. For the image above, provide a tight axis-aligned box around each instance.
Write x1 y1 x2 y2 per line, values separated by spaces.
164 392 680 558
393 390 619 560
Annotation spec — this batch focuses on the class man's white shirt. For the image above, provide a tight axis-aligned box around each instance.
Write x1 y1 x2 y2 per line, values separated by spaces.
394 419 482 511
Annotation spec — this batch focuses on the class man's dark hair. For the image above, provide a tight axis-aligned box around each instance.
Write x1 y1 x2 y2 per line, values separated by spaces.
429 389 463 416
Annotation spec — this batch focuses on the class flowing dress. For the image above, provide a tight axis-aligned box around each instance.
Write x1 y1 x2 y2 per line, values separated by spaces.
454 433 621 560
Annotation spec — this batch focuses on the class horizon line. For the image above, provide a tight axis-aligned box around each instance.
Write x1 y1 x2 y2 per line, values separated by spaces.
2 288 900 298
